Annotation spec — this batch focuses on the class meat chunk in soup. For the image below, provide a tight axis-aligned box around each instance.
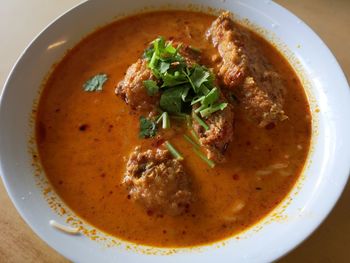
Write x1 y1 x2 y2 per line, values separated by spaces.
116 59 159 113
192 94 234 163
122 146 193 216
207 12 287 127
236 73 287 127
206 11 247 89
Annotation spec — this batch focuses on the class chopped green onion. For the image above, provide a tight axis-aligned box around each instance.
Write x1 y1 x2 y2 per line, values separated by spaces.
156 112 171 129
191 95 204 105
202 87 219 106
165 141 183 160
194 104 207 113
162 112 170 129
200 84 210 95
183 135 200 148
190 130 200 144
192 147 215 168
193 113 209 131
200 102 228 117
156 114 163 124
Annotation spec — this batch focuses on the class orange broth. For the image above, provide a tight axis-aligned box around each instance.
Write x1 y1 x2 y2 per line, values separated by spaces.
36 11 311 247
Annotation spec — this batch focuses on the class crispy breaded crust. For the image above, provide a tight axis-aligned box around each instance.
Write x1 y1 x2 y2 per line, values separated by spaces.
122 146 193 216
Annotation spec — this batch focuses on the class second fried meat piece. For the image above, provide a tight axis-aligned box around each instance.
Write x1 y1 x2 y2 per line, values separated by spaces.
116 58 159 113
236 73 287 128
207 12 287 127
122 146 194 216
206 11 247 89
192 95 234 163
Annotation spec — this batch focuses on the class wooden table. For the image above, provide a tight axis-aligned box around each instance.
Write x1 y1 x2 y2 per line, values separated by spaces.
0 1 349 262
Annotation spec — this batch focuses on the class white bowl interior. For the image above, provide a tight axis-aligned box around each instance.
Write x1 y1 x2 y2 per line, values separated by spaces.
1 0 350 262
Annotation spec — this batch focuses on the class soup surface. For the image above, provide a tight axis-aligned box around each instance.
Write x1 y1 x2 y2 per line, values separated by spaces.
36 11 311 247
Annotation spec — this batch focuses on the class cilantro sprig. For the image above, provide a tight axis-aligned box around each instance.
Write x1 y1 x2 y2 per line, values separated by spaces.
143 37 227 119
137 37 229 168
139 116 157 138
83 74 108 92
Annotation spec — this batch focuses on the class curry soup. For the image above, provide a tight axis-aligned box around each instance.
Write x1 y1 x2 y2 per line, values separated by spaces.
36 11 311 247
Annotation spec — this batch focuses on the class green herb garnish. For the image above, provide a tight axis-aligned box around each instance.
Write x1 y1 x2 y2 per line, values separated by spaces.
83 74 108 92
187 66 211 93
190 129 200 144
184 133 215 168
162 112 170 129
165 141 183 160
159 87 185 114
139 116 157 138
200 102 228 117
193 112 209 131
192 147 215 168
183 134 200 148
156 112 171 129
143 36 226 119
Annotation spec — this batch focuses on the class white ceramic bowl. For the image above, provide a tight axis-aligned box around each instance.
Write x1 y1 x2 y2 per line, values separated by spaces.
1 0 350 262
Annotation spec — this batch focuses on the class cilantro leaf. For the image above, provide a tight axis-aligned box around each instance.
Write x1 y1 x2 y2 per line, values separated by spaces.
159 61 170 74
189 66 211 93
139 116 157 138
83 74 108 92
143 80 159 96
162 71 188 87
160 87 184 114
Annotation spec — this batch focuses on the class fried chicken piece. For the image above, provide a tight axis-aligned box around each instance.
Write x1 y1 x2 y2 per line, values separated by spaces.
122 146 194 216
116 59 159 113
206 11 247 89
207 12 287 127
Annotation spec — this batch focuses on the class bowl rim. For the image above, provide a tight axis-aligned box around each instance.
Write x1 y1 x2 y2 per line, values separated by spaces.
1 0 350 262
